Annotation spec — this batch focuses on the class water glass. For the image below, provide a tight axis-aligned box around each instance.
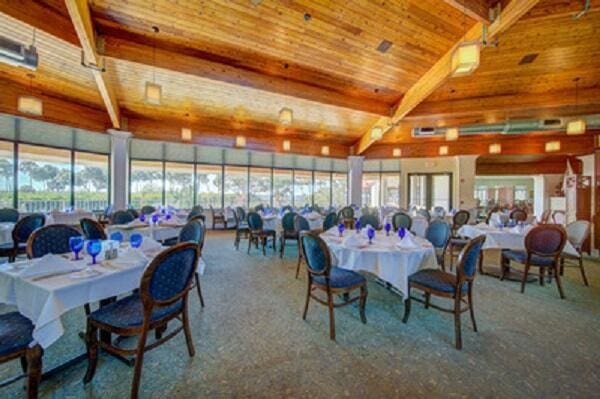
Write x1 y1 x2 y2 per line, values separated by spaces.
130 233 143 249
86 240 102 265
354 220 361 233
69 236 84 260
337 223 345 237
139 214 146 223
367 227 375 244
384 222 391 236
110 231 124 243
151 214 160 225
398 227 406 240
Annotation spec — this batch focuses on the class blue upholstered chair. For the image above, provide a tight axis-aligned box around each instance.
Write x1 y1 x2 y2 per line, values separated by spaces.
232 207 249 250
210 205 227 230
561 221 591 286
0 312 43 398
254 204 264 212
127 209 139 219
187 205 205 222
294 215 312 278
392 212 412 231
246 212 276 255
26 224 81 259
425 220 451 270
83 242 199 399
280 205 293 214
403 235 485 349
501 225 567 298
322 212 337 232
0 208 19 223
140 205 156 215
299 232 367 340
358 214 380 230
111 210 134 225
80 218 107 240
416 208 431 222
0 213 45 262
449 210 471 271
337 206 355 228
279 211 298 258
177 219 206 307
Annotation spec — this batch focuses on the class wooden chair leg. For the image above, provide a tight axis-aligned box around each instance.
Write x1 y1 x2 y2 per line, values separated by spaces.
454 294 462 350
359 285 368 324
478 251 484 275
20 356 27 373
579 257 589 286
234 230 240 249
279 237 284 258
26 344 43 399
83 320 98 384
520 264 530 294
402 287 411 323
195 273 205 307
247 235 252 254
468 282 477 332
424 292 430 309
554 265 565 299
302 280 311 320
327 291 336 340
560 257 565 276
130 328 149 399
181 302 195 357
539 267 545 286
261 237 266 256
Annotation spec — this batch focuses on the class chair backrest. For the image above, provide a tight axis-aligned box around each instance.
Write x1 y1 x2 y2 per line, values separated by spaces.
323 212 337 231
539 209 551 224
432 206 446 218
247 212 263 230
280 205 293 214
80 218 107 240
235 206 246 222
12 213 45 244
485 207 500 224
281 211 297 232
178 219 206 254
339 206 354 219
425 220 451 250
187 206 204 221
453 210 470 229
127 209 139 219
510 209 527 222
299 231 332 277
565 220 590 250
141 205 156 215
552 210 566 225
416 209 431 221
140 242 199 307
525 225 567 258
27 224 81 259
0 208 19 223
294 215 310 232
254 204 264 212
358 214 380 229
111 210 134 225
392 212 412 231
456 235 486 282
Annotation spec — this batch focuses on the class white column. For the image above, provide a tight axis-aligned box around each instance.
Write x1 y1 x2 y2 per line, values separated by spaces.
456 155 478 210
348 156 364 206
108 129 132 210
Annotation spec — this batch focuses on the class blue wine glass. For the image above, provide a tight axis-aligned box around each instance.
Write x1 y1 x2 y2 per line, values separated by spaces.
110 231 123 243
69 236 84 260
337 223 345 237
165 213 172 221
367 227 375 244
384 222 392 237
86 240 102 265
151 214 160 225
139 213 146 223
354 220 361 233
398 227 406 240
130 233 143 249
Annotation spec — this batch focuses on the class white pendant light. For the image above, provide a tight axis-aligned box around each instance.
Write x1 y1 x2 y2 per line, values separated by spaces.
489 143 501 154
445 127 459 141
145 26 162 105
567 77 586 135
235 136 246 148
321 146 329 156
545 141 560 152
279 107 293 125
392 148 402 157
181 127 192 141
282 140 291 151
370 126 384 141
18 96 43 116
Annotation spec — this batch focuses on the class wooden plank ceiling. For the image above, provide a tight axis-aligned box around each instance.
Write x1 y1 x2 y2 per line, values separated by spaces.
0 0 598 158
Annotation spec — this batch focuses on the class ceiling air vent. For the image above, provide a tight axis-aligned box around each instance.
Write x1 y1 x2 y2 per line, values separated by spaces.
412 127 441 137
376 40 393 53
539 118 564 129
0 35 38 70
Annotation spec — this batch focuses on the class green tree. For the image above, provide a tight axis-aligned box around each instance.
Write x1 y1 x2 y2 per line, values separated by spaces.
0 159 12 192
19 161 38 187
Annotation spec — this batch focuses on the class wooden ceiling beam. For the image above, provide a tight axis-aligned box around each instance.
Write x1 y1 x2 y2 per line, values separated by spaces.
64 0 121 129
354 0 541 154
443 0 491 25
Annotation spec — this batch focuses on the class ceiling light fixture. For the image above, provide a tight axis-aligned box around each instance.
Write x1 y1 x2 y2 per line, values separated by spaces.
18 73 42 116
282 140 291 151
370 126 384 141
439 145 449 156
145 26 162 105
181 127 192 141
279 107 293 125
545 141 561 152
566 77 586 135
235 136 246 148
321 146 329 156
445 127 459 141
451 3 480 77
393 148 402 157
489 143 501 154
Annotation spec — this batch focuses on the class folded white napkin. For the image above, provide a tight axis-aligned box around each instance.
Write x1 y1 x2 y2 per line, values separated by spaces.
396 234 419 249
343 233 366 247
19 253 81 278
117 248 149 264
127 219 147 227
140 238 162 252
509 225 533 235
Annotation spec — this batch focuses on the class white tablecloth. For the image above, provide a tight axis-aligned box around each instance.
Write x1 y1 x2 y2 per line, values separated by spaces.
458 224 578 256
320 228 438 300
107 224 182 242
411 216 429 238
263 213 323 233
46 211 95 226
0 222 14 245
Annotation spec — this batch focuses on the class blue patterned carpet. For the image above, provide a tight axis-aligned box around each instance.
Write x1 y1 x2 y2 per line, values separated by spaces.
1 230 599 398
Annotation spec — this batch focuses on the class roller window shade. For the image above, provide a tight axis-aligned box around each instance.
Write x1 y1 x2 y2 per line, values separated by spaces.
294 155 313 170
74 129 110 154
19 118 73 148
332 159 348 172
165 142 195 162
314 157 333 171
130 139 164 160
196 146 223 164
380 159 401 172
273 153 294 169
224 148 248 165
249 151 272 167
0 114 16 141
363 159 381 172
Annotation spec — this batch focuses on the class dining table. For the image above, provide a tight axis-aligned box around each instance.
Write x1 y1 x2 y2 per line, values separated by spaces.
262 211 323 233
320 227 438 300
0 222 14 246
106 220 184 242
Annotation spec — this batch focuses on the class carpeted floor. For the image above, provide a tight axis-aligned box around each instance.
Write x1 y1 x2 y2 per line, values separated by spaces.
1 230 599 398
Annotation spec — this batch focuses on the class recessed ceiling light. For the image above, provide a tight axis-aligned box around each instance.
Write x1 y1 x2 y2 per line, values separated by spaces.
519 53 538 65
181 128 192 141
321 146 329 156
545 141 560 152
376 39 393 53
439 145 449 156
236 136 246 148
445 127 459 141
250 0 262 5
489 143 501 154
566 119 586 135
393 148 401 157
17 96 43 116
282 140 291 151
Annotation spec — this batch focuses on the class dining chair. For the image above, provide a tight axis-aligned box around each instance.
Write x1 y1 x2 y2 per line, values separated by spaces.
0 312 43 398
254 204 264 212
425 220 451 271
246 212 276 255
83 243 199 399
26 224 81 259
299 231 367 340
560 221 590 286
403 235 485 350
279 211 298 258
0 213 46 262
501 224 567 299
539 209 552 224
111 210 134 225
232 208 249 250
416 209 431 222
210 206 227 229
0 208 19 223
294 215 311 278
280 205 293 214
127 209 140 219
80 218 107 240
552 210 566 225
177 219 206 307
509 209 527 223
448 210 471 270
322 212 337 231
392 212 412 231
432 206 446 219
187 205 204 222
337 206 355 229
358 214 380 229
140 205 156 215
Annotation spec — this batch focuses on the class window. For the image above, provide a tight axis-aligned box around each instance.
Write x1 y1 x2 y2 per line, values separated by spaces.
409 175 427 209
249 167 271 208
362 172 380 207
0 141 14 209
332 172 347 207
273 169 293 208
313 171 331 208
294 170 312 207
408 173 453 211
165 162 194 209
74 152 109 211
224 166 248 208
18 144 71 212
197 164 222 208
381 172 400 206
431 174 451 210
130 160 163 209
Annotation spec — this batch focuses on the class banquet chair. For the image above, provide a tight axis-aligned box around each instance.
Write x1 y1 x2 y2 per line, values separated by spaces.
358 214 380 229
0 208 19 223
233 208 249 250
280 205 293 214
509 209 527 223
392 212 412 231
235 206 246 223
80 218 107 240
448 210 471 271
432 206 446 219
299 232 367 340
83 243 199 399
501 225 567 299
246 212 276 256
0 213 45 262
127 209 140 219
279 211 298 258
338 206 355 229
403 235 485 350
552 210 566 225
26 224 81 259
177 219 206 307
111 210 134 225
254 204 265 212
539 209 551 224
416 209 431 222
0 312 43 398
322 212 337 231
294 215 312 278
210 206 227 229
140 205 156 215
187 205 204 222
560 221 590 286
425 220 451 270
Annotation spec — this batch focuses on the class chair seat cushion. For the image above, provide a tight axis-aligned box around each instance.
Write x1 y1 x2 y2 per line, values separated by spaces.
252 229 276 236
283 230 298 239
409 269 466 294
502 250 556 267
90 294 182 329
0 312 34 356
162 237 178 246
238 222 249 229
313 267 366 288
450 238 468 246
